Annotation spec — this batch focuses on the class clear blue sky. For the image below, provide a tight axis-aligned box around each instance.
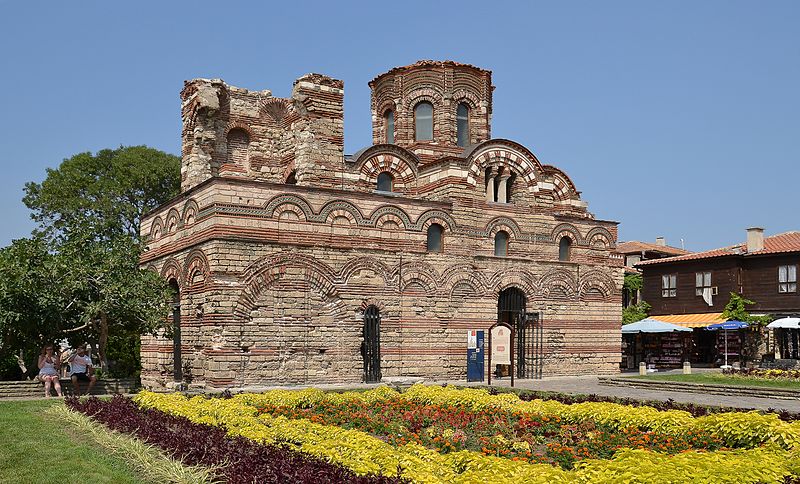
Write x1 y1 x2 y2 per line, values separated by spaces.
1 1 797 251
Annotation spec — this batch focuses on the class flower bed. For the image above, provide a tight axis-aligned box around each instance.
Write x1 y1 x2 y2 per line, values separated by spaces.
65 395 402 484
255 393 724 470
724 368 800 381
510 388 800 422
134 386 800 483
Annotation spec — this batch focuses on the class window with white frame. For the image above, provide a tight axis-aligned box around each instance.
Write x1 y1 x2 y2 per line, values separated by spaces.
779 265 797 293
662 274 677 297
695 271 712 296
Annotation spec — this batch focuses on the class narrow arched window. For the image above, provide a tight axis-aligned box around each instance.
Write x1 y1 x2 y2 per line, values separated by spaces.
377 172 393 192
426 223 443 252
226 128 249 164
384 110 394 144
285 170 297 184
457 103 469 147
559 236 572 261
494 231 509 257
414 102 433 141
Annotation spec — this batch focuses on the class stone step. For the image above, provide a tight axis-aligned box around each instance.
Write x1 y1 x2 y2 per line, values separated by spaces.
598 377 800 400
0 378 138 398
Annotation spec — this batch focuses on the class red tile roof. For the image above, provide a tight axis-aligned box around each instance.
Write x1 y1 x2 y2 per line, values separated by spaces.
616 241 690 256
637 231 800 266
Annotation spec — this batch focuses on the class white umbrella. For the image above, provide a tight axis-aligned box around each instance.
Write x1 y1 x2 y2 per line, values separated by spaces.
767 317 800 329
622 319 692 334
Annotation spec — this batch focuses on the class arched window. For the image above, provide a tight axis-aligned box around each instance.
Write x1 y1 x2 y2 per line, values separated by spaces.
384 110 394 144
494 231 509 257
285 170 297 184
456 103 469 147
376 172 393 192
426 223 443 253
559 236 572 261
226 128 250 164
414 102 433 141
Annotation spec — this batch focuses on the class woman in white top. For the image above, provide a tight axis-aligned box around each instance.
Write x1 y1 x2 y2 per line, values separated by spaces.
37 345 62 397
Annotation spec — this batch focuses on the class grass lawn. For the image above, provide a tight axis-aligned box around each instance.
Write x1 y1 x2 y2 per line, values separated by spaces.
0 399 144 483
630 373 800 389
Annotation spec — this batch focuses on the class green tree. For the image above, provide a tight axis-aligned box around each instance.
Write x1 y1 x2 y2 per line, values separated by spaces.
23 146 179 241
721 292 772 327
623 300 652 324
1 146 180 378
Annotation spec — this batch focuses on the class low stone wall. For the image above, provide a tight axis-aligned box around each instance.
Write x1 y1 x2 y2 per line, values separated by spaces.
0 378 139 399
598 376 800 400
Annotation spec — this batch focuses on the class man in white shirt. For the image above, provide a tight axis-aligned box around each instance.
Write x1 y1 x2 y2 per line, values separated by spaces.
68 344 97 396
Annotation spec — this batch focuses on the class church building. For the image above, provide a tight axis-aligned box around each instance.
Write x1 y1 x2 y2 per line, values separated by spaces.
140 60 623 390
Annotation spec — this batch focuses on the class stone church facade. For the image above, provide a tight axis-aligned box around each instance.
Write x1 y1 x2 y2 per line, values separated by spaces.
140 61 623 390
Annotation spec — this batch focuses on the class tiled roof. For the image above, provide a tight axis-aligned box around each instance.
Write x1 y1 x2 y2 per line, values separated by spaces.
637 231 800 266
650 313 725 328
616 241 690 256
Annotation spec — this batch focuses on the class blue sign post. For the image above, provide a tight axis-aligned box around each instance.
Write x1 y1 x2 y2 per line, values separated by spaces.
466 330 485 382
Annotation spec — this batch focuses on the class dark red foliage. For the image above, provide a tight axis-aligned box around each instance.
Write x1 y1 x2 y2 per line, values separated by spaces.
66 396 404 484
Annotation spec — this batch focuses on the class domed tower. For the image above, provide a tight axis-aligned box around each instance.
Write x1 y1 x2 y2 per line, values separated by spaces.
369 61 493 163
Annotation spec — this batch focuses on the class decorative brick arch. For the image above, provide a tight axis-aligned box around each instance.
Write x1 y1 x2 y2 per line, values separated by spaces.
340 256 394 286
465 139 544 189
263 194 314 220
451 89 481 110
396 261 439 294
403 87 444 113
317 200 366 225
181 199 199 226
414 210 456 232
359 153 417 192
440 264 490 296
234 252 339 320
543 165 579 202
551 223 585 246
160 258 182 287
224 121 254 140
489 268 538 299
164 209 180 234
538 269 578 300
366 205 412 230
183 249 210 289
485 217 523 239
272 202 306 222
579 270 618 301
258 98 288 126
358 298 386 318
149 217 164 241
586 227 615 249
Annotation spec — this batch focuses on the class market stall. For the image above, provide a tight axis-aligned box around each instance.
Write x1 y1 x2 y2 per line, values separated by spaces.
621 319 692 369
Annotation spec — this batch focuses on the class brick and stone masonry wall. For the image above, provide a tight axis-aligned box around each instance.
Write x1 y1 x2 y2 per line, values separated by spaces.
140 61 623 390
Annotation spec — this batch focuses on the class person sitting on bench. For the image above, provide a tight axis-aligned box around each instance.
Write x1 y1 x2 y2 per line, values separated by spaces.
37 345 63 398
68 345 96 396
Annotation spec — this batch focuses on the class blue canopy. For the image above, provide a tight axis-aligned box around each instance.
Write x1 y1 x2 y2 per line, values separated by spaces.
706 320 749 330
622 318 692 334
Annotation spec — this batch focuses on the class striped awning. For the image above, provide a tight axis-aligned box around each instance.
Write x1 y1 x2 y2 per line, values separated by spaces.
649 313 726 328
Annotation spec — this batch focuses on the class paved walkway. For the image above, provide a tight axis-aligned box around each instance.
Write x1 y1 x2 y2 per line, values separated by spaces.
450 374 800 412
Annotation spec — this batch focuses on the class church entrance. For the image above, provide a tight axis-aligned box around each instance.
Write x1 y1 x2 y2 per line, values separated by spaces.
498 287 542 379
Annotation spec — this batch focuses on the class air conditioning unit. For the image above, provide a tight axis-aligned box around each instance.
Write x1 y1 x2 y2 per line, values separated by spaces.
711 286 719 296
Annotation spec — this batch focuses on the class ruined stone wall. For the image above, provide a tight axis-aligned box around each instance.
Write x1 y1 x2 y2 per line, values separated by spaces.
178 74 343 193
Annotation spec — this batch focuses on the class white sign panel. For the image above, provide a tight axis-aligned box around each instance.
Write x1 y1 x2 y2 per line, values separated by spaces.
491 326 511 365
467 330 477 350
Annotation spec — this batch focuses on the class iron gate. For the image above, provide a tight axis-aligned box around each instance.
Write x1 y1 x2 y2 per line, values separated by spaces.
362 306 381 383
498 288 542 379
